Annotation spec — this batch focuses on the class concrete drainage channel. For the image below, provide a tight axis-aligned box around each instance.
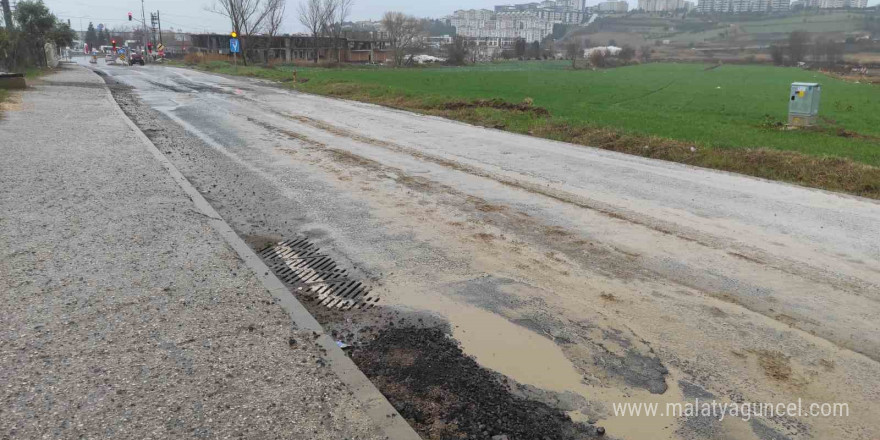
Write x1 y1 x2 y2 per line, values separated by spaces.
101 70 607 440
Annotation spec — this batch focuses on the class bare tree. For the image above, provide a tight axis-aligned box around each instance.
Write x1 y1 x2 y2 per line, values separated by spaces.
788 30 810 64
589 49 606 68
824 40 843 66
446 35 468 66
328 0 353 61
297 0 333 63
619 45 636 63
811 37 843 66
769 44 785 65
2 0 14 30
565 39 582 69
639 45 651 63
264 0 286 37
212 0 283 65
514 38 526 59
381 11 424 67
540 36 555 59
253 0 285 63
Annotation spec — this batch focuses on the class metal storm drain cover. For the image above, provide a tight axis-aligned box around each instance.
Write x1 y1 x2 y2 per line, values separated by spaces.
259 238 378 310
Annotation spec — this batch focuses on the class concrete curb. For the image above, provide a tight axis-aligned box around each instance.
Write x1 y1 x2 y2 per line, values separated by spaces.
95 67 421 440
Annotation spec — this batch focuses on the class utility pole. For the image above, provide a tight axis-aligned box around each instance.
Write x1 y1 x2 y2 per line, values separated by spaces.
2 0 14 30
149 10 163 53
150 12 157 51
140 0 149 63
157 10 162 45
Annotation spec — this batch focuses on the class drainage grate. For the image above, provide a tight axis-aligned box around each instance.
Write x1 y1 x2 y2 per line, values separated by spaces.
259 238 378 310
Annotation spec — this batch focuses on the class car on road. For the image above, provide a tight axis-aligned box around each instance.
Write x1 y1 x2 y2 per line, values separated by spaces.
104 53 116 65
129 53 145 66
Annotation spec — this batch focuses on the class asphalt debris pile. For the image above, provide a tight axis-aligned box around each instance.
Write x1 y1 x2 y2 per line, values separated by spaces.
436 98 551 117
352 326 601 440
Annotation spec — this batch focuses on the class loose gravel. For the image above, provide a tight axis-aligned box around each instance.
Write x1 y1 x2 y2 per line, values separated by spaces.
0 65 387 440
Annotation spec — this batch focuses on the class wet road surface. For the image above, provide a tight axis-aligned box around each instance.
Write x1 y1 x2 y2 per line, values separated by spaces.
85 60 880 440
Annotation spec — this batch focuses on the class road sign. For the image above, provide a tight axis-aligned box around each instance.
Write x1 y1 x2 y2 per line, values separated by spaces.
229 38 240 54
157 43 165 52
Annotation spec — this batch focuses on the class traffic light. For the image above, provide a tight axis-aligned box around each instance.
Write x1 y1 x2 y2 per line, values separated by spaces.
128 12 133 21
112 40 117 51
147 43 153 53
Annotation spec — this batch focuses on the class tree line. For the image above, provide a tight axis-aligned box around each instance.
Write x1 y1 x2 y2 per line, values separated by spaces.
295 0 430 67
211 0 431 67
769 31 845 67
211 0 288 65
82 23 113 51
1 0 76 71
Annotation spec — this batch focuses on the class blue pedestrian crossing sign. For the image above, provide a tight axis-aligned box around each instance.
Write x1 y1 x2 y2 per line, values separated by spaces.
229 38 240 53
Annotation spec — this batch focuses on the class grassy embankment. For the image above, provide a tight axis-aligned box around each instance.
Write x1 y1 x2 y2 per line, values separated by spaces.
0 89 8 116
669 12 869 43
1 67 53 118
183 60 880 198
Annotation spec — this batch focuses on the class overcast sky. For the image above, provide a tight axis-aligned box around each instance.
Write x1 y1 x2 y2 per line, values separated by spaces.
44 0 878 34
44 0 508 34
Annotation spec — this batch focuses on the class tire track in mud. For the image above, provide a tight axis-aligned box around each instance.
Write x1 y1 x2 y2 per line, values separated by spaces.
170 69 878 300
276 112 877 296
199 104 680 404
163 71 880 306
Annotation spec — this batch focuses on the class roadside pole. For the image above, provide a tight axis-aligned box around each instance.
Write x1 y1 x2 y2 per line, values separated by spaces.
230 32 240 73
157 11 163 46
141 0 149 64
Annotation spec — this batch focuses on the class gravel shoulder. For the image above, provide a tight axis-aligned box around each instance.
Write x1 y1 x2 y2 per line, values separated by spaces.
0 65 390 439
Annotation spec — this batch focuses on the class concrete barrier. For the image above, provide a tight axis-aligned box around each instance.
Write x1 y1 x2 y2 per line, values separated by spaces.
0 73 27 90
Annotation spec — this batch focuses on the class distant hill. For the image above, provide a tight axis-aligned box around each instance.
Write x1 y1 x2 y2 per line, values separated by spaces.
572 10 876 46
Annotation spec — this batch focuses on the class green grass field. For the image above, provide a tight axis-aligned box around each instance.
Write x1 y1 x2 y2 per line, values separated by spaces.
189 60 880 196
280 62 880 166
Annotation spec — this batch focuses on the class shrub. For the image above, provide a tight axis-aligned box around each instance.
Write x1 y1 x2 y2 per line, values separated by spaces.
183 52 231 65
589 50 606 68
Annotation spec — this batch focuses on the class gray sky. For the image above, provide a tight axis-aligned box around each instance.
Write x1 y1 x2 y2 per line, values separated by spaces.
45 0 507 34
45 0 878 35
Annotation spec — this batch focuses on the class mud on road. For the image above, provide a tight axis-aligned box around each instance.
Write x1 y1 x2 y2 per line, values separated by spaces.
102 74 606 440
94 64 880 440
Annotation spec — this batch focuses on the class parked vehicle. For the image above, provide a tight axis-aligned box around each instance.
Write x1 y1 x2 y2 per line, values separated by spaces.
130 53 145 66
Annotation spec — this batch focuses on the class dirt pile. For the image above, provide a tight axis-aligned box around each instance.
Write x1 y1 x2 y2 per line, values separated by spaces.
437 98 551 116
352 327 600 440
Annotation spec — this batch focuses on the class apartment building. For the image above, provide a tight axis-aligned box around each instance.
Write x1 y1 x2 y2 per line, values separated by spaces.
697 0 790 13
800 0 867 8
596 0 630 11
638 0 691 11
450 0 586 54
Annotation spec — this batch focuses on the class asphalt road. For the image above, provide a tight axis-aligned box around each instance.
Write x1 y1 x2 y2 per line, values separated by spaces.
84 59 880 440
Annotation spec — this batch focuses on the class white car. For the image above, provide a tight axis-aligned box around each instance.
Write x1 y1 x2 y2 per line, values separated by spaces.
105 53 117 65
